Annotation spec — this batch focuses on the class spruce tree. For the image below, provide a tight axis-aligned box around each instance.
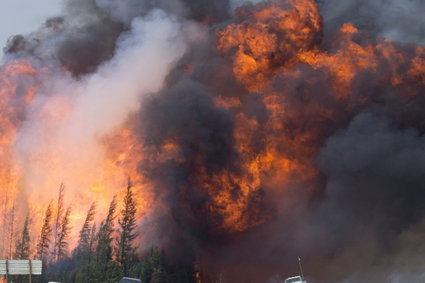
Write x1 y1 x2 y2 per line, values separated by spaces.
52 184 65 262
97 195 117 263
92 195 122 282
14 215 30 259
151 267 167 283
44 206 72 283
73 202 96 283
57 206 72 260
117 179 137 276
88 222 97 264
37 202 53 261
75 202 96 259
140 247 168 283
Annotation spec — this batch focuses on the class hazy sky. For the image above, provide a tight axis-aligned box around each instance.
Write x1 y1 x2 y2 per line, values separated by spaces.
0 0 63 52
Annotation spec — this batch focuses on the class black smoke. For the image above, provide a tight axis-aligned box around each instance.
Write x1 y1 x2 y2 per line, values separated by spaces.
134 1 425 282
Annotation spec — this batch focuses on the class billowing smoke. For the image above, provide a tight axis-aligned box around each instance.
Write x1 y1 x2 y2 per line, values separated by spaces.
1 0 425 282
15 8 187 189
317 0 425 45
2 1 190 249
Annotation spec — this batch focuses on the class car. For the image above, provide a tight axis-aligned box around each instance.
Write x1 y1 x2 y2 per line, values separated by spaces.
118 278 142 283
283 275 306 283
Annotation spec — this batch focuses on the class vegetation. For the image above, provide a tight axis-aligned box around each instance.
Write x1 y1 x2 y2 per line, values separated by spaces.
6 182 197 283
52 183 65 263
117 179 138 276
36 202 53 262
57 206 72 260
14 215 30 259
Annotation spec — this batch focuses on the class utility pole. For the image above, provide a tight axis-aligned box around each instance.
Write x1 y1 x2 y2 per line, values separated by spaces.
298 256 304 280
29 259 32 283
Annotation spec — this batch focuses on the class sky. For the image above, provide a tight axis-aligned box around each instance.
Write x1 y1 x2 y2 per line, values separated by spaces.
0 0 63 52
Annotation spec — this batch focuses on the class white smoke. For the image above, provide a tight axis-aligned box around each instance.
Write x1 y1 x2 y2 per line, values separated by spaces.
65 9 187 141
13 9 188 214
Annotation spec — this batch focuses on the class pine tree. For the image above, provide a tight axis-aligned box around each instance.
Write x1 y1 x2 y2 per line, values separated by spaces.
44 205 72 283
92 195 122 282
73 202 97 283
141 247 167 283
151 267 167 283
52 184 65 262
88 222 97 264
37 202 53 261
141 248 156 283
117 179 137 276
75 202 96 258
57 206 72 260
14 215 30 259
97 195 117 263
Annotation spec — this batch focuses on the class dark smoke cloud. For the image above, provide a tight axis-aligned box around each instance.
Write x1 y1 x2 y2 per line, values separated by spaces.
139 80 238 237
131 1 425 282
3 0 233 75
184 113 425 282
317 0 425 45
4 0 124 75
95 0 232 24
311 113 425 281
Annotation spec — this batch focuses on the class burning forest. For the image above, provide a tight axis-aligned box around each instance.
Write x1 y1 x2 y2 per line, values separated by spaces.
0 0 424 282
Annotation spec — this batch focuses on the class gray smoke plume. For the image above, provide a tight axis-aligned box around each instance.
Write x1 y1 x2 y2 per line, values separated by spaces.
2 0 190 251
317 0 425 45
312 113 425 282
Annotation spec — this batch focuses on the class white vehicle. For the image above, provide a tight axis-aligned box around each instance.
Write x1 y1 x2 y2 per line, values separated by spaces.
283 275 307 283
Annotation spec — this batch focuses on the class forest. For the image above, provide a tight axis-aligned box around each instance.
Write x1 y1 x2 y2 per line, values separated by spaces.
8 181 196 283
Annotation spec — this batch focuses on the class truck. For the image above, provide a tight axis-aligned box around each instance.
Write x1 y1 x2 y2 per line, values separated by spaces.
283 275 307 283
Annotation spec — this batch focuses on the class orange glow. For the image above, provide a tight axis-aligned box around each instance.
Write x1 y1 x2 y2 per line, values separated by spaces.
0 0 424 260
0 60 153 256
0 60 39 257
218 0 323 91
211 0 425 234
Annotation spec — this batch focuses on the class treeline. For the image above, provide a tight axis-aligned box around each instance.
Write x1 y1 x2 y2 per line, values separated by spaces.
10 181 196 283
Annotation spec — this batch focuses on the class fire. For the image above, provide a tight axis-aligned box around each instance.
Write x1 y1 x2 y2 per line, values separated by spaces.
21 118 152 250
0 60 40 257
209 0 425 236
0 59 154 256
0 2 424 279
218 0 323 91
219 0 424 99
103 123 154 222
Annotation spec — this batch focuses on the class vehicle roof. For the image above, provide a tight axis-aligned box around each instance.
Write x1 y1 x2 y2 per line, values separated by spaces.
118 278 142 283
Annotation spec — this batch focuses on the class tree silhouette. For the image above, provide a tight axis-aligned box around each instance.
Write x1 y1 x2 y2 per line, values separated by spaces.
52 184 65 262
57 206 72 260
75 202 96 259
37 202 53 261
117 179 137 276
14 215 31 259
